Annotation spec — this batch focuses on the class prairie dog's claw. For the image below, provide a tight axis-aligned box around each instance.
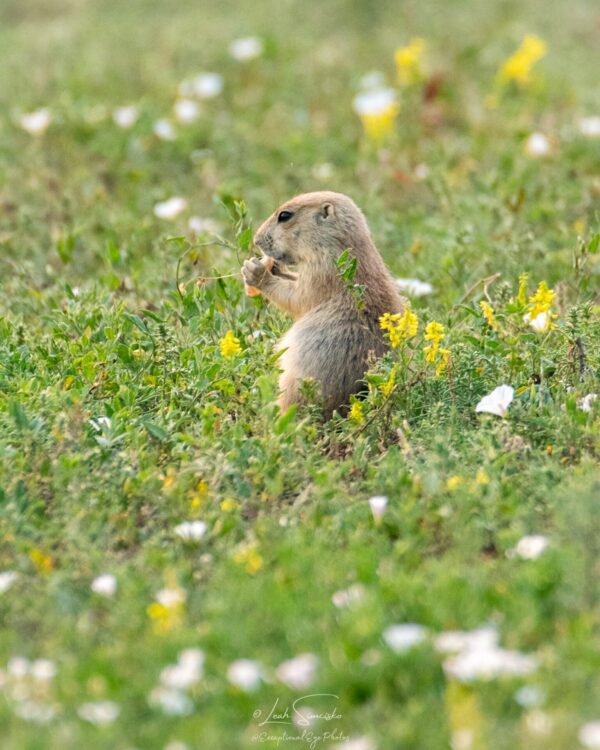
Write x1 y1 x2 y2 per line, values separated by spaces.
242 256 274 296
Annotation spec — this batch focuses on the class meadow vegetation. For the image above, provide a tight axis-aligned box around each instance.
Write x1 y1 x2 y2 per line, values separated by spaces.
1 0 600 748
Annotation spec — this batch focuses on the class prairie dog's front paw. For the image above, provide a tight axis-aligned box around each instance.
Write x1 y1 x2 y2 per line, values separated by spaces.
242 257 274 297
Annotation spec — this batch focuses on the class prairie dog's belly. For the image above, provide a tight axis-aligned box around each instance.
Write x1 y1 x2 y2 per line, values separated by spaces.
277 306 385 406
276 327 299 376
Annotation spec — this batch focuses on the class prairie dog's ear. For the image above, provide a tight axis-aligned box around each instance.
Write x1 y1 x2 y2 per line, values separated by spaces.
321 202 334 219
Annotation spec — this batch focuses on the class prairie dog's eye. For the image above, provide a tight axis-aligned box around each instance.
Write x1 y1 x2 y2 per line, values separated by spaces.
277 210 294 223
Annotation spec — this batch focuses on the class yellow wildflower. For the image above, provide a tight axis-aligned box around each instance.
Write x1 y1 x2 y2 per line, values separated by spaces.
436 347 451 376
423 321 449 375
394 38 426 85
527 281 555 318
30 548 53 573
479 301 499 330
189 479 209 511
162 467 176 490
475 469 490 485
424 320 445 343
497 35 547 87
360 107 399 141
353 89 399 141
234 544 263 575
446 475 463 491
349 400 365 424
190 495 202 511
220 498 239 512
423 320 445 361
517 273 529 307
381 364 398 397
379 307 419 348
147 586 186 635
219 329 242 358
147 602 182 634
147 603 176 634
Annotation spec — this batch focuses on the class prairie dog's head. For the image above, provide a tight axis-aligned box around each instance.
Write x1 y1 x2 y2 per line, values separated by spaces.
253 191 372 269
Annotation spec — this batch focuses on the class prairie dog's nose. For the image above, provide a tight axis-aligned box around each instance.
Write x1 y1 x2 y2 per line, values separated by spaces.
253 227 272 254
253 212 276 249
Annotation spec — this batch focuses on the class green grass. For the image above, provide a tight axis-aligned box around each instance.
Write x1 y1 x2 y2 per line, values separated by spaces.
1 1 600 748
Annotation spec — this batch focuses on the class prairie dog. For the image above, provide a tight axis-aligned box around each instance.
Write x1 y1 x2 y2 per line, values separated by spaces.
242 191 405 416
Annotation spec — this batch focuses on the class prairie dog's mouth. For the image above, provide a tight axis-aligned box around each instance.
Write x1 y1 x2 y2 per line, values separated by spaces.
258 248 296 270
272 262 297 280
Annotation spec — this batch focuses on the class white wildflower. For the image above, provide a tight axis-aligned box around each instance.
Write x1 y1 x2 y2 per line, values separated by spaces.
179 73 223 99
514 685 544 707
513 535 549 560
475 385 514 417
174 99 200 125
227 659 263 692
153 197 188 220
78 701 120 725
153 119 177 141
179 649 204 670
89 416 112 431
91 574 117 597
229 37 263 62
275 653 318 690
368 495 388 523
437 624 538 683
395 278 434 297
578 393 597 412
14 701 56 723
332 584 365 609
352 88 397 117
19 109 51 135
443 645 538 682
30 659 56 682
160 653 203 690
524 310 551 333
174 521 208 542
382 623 427 653
524 132 551 157
7 656 30 678
578 117 600 138
156 587 186 608
112 106 138 129
434 627 499 654
150 686 193 716
249 329 268 341
0 571 17 594
580 722 600 748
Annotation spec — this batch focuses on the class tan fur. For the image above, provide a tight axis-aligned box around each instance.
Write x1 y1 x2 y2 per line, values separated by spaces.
242 191 405 416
